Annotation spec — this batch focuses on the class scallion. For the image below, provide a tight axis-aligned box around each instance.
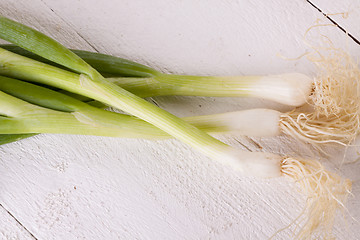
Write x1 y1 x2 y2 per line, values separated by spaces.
0 16 352 239
3 43 358 147
0 75 351 239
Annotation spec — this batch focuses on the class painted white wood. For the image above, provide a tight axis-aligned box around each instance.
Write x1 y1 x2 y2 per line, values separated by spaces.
0 0 359 239
0 206 34 240
311 0 360 41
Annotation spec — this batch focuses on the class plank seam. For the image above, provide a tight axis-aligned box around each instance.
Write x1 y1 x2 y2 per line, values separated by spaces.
306 0 360 46
0 204 38 240
39 0 100 52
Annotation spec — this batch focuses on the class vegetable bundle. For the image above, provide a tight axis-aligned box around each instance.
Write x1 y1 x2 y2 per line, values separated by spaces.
0 16 355 239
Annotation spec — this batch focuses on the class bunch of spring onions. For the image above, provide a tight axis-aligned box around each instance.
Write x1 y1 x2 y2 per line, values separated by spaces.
0 16 355 239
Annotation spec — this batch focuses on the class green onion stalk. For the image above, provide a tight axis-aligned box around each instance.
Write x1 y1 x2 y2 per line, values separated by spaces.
0 16 352 239
0 44 313 106
0 16 245 173
0 76 281 139
0 74 352 240
2 43 358 147
0 16 281 177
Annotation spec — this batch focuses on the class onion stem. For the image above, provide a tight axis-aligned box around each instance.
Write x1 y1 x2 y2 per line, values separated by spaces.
0 44 313 107
0 44 158 78
0 17 233 164
0 76 281 138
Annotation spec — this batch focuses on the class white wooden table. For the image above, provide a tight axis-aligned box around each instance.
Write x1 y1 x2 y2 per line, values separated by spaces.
0 0 360 239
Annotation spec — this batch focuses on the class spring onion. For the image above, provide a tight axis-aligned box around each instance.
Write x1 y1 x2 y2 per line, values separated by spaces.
0 16 352 238
0 16 245 171
0 76 280 138
0 44 158 78
104 52 360 147
0 44 313 107
0 76 351 239
4 43 358 147
5 42 357 148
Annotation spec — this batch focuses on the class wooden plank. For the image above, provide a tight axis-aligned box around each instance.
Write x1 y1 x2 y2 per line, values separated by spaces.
0 205 35 240
309 0 360 44
0 0 359 239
